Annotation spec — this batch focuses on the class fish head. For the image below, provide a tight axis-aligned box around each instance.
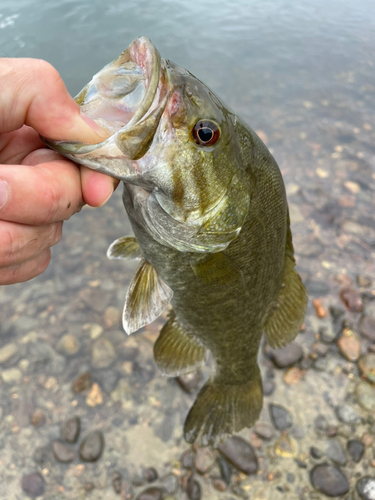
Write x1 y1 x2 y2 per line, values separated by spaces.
45 37 250 252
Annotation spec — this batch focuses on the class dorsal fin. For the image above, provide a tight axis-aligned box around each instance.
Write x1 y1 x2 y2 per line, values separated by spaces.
107 236 142 260
123 259 173 334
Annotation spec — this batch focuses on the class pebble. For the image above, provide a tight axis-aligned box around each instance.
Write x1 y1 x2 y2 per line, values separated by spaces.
314 415 329 435
339 288 363 313
213 478 227 491
274 433 297 457
143 467 158 483
176 370 202 393
357 477 375 500
91 338 116 368
72 371 92 393
320 323 337 343
160 473 179 494
21 472 45 497
0 342 17 363
357 275 372 288
1 367 22 383
337 329 361 362
347 440 365 462
194 447 215 474
32 447 51 468
254 422 274 440
56 333 80 356
51 440 75 463
30 409 46 427
356 381 375 411
104 306 121 328
136 487 164 500
325 438 347 466
314 357 328 371
358 354 375 384
359 316 375 342
86 382 103 407
310 447 323 459
310 464 349 497
89 323 104 339
269 403 293 430
112 470 122 494
362 433 374 447
79 431 104 462
122 481 135 499
217 455 232 485
180 449 194 469
311 342 330 356
218 436 258 475
313 298 328 318
267 342 303 368
186 478 201 500
283 367 305 385
263 380 275 396
61 416 80 444
335 403 360 424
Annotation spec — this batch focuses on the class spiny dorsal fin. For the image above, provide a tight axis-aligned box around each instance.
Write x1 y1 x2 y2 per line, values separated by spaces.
264 215 307 348
123 259 173 335
107 236 142 260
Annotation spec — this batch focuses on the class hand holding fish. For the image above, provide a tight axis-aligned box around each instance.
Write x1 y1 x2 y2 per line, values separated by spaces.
0 58 118 285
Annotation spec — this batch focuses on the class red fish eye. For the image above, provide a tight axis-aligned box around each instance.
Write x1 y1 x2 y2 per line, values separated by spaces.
192 120 220 146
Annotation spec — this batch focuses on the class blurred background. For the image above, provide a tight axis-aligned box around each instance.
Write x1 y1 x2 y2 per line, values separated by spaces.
0 1 375 499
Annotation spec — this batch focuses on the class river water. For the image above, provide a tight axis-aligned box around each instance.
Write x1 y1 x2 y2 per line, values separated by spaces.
1 1 375 499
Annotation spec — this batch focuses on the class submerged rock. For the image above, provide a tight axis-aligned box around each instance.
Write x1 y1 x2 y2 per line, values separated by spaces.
267 342 303 368
51 440 75 463
359 316 375 342
218 436 258 475
269 403 293 430
357 477 375 500
79 431 104 462
347 440 365 463
310 464 349 497
21 472 45 497
61 416 80 444
358 354 375 384
176 370 202 393
136 487 164 500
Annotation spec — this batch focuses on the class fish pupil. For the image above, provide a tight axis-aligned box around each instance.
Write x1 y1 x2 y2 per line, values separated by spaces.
198 128 213 143
192 119 220 146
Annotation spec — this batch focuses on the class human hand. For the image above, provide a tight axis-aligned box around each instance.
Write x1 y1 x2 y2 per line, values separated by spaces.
0 58 119 285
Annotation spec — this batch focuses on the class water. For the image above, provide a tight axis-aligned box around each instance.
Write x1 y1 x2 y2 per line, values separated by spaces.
0 1 375 499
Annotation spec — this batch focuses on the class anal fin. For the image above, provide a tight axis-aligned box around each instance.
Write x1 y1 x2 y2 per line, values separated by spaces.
107 235 142 260
153 310 207 376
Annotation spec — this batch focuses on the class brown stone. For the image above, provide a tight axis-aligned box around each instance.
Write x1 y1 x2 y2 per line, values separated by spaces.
339 288 363 313
337 329 361 362
359 316 375 342
358 354 375 384
313 298 328 318
283 367 305 385
72 371 92 393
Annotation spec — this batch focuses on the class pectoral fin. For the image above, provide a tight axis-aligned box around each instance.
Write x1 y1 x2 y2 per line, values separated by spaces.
107 236 142 260
123 259 173 335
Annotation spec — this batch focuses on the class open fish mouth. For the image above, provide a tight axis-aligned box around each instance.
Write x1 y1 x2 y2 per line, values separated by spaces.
44 37 169 181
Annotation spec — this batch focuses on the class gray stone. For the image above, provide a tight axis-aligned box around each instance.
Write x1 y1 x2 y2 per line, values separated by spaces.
186 478 201 500
325 438 347 466
357 477 375 500
56 334 80 356
355 381 375 412
347 440 365 463
310 464 349 497
176 370 202 393
21 472 45 497
314 415 329 435
136 487 164 500
143 467 158 483
160 473 179 494
91 338 116 368
263 380 275 396
267 342 303 368
359 316 375 342
112 471 122 494
51 440 75 463
269 403 293 430
79 431 104 462
218 436 258 475
335 403 360 424
60 416 80 444
254 422 274 440
194 447 215 474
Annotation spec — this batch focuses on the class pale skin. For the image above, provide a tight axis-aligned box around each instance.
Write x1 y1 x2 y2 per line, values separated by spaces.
0 58 119 285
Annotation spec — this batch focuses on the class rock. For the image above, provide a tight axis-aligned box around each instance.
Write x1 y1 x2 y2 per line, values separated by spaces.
320 323 337 343
267 342 303 368
357 275 372 288
314 357 328 371
56 333 80 356
263 380 275 396
143 467 158 483
86 382 103 407
313 298 328 318
21 472 45 497
283 367 305 385
112 470 122 494
186 478 201 500
274 433 297 457
359 316 375 342
213 478 227 491
30 409 46 427
104 306 121 328
335 403 360 424
84 482 95 492
362 433 374 447
180 449 194 469
217 456 232 485
347 440 365 462
91 338 116 368
325 439 346 466
310 464 349 497
339 288 363 313
79 431 104 462
355 381 375 412
32 447 52 468
269 403 293 430
358 354 375 384
357 477 375 500
194 447 215 474
311 342 330 356
218 436 258 475
231 484 249 499
121 481 135 499
51 440 75 463
160 473 179 494
1 367 22 383
89 323 104 339
136 487 164 500
254 422 274 440
310 447 323 459
0 342 17 363
61 416 80 444
337 329 361 362
176 370 202 393
314 415 329 435
72 371 92 393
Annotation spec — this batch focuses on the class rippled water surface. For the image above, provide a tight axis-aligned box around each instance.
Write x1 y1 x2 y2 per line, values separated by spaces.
1 1 375 499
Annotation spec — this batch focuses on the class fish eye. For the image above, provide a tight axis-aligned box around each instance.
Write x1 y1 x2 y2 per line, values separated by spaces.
192 120 220 147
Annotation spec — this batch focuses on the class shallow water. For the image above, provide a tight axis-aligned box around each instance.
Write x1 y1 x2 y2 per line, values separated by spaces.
1 1 375 499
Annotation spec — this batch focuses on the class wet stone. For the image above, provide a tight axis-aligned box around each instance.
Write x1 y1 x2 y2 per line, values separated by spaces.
263 380 275 396
176 370 202 393
315 415 329 435
61 416 80 444
335 403 360 424
30 409 46 427
231 485 249 499
269 403 293 430
355 381 375 412
21 472 45 498
143 467 158 483
180 449 194 469
358 354 375 384
213 478 227 491
325 438 347 466
254 422 274 440
310 464 349 497
112 470 122 494
218 436 258 475
51 440 75 463
91 338 116 368
314 357 328 371
359 316 375 342
320 323 337 344
357 275 372 288
194 447 215 474
122 481 135 499
267 342 303 368
136 487 164 500
0 342 17 363
340 287 363 313
79 431 104 462
56 333 80 356
310 447 323 459
186 478 201 500
160 473 179 494
217 455 232 485
357 477 375 500
337 329 361 362
72 371 92 393
347 440 365 463
2 367 22 383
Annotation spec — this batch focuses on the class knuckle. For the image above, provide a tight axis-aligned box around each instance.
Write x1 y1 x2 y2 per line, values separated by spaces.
0 224 15 267
40 179 63 224
34 59 61 85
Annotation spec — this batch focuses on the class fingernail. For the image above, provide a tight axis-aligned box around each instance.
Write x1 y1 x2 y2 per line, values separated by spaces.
80 112 109 139
0 180 9 210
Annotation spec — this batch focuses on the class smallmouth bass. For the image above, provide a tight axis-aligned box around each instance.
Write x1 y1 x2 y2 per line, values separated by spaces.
46 37 307 446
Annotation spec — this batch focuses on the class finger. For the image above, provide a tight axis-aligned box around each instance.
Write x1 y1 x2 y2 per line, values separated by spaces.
0 58 108 143
0 220 62 268
80 166 120 207
0 160 83 225
0 248 51 285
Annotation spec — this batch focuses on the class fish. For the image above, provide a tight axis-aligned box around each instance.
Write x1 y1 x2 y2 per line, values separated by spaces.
45 36 308 446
